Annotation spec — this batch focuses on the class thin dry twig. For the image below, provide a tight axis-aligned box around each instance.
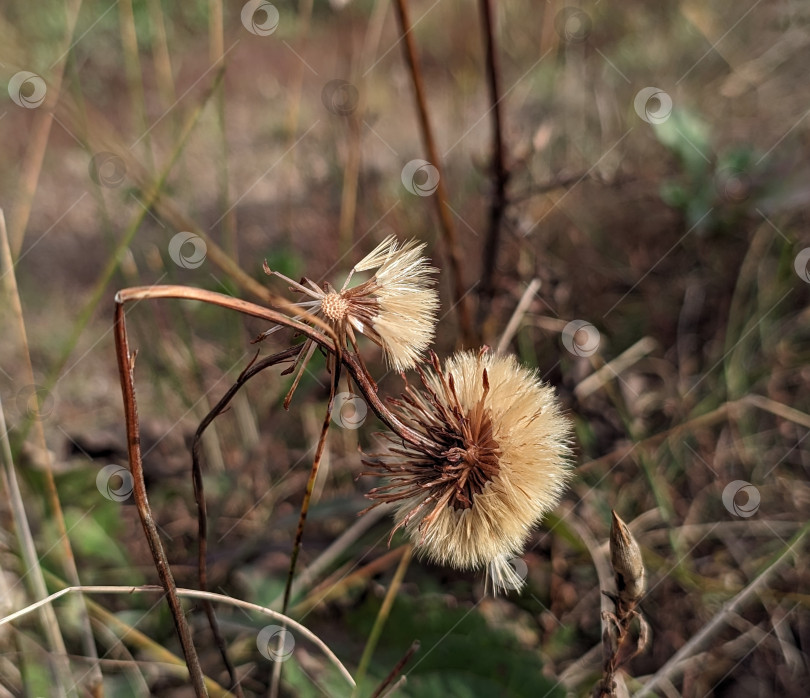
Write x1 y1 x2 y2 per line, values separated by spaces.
273 503 393 607
477 0 510 327
1 209 79 696
495 278 542 354
392 0 475 347
270 352 344 698
192 346 303 696
370 639 420 698
575 337 659 400
7 0 82 257
354 545 413 695
282 355 343 615
635 521 810 697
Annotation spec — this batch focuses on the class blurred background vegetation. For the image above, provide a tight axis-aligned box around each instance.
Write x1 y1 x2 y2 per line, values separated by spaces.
0 0 808 696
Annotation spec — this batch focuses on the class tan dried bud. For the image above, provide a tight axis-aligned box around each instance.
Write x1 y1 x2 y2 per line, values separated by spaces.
610 511 645 605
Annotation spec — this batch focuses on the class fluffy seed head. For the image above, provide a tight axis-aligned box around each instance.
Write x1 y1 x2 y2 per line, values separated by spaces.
364 350 573 592
265 235 438 371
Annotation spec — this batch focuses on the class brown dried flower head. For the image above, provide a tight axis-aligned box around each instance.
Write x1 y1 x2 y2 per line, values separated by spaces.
364 350 572 592
265 235 438 372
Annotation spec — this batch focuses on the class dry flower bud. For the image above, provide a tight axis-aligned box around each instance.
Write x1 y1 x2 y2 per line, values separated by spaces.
610 511 645 606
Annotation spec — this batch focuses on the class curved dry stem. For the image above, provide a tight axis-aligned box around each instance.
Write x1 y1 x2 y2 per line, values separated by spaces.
117 285 435 450
113 284 437 696
114 301 208 696
0 585 356 689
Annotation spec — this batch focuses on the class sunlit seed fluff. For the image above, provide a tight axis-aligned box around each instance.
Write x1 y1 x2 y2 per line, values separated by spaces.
364 350 573 593
264 235 438 372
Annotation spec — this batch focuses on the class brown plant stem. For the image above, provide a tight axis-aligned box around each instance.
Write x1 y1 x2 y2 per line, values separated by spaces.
116 285 434 451
270 355 342 698
370 640 420 698
477 0 510 330
281 355 342 615
113 284 439 695
392 0 475 347
192 347 303 698
114 302 208 697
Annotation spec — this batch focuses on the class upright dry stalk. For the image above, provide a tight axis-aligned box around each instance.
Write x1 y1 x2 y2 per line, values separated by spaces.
392 0 476 347
477 0 510 330
7 0 82 257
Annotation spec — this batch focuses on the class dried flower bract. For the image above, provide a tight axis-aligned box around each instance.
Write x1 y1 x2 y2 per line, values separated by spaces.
363 349 572 592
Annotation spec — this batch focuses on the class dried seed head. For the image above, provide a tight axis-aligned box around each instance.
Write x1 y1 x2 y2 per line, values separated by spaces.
320 292 350 322
364 350 573 593
265 235 438 371
610 511 646 606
